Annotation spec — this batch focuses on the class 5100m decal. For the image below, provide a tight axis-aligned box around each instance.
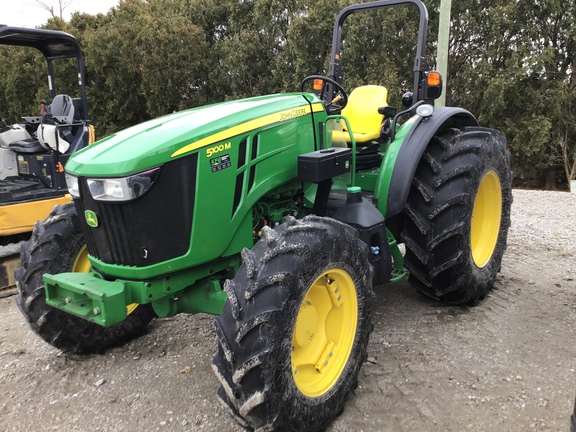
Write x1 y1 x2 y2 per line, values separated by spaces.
206 142 232 158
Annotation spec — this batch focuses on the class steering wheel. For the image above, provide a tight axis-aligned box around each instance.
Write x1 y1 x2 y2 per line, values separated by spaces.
300 75 348 114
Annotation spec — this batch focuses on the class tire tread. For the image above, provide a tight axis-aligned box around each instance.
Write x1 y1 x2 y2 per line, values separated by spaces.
403 127 512 304
15 202 155 354
212 216 373 431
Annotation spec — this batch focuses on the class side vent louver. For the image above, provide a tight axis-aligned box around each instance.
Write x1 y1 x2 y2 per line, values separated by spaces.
248 134 259 192
237 138 247 168
232 174 243 215
232 134 259 217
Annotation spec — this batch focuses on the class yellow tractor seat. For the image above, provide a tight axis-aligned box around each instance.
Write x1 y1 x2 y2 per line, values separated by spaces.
339 85 388 144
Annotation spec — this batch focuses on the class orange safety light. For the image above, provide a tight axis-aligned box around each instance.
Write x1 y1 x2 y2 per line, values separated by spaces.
427 71 441 86
313 79 324 91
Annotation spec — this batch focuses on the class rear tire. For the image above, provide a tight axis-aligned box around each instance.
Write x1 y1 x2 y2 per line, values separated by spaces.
15 203 155 354
212 215 374 431
402 127 512 304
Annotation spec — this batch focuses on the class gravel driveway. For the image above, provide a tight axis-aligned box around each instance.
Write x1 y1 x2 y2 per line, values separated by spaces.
1 189 575 431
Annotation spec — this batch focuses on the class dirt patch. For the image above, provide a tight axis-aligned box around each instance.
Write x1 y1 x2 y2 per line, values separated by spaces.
1 189 575 431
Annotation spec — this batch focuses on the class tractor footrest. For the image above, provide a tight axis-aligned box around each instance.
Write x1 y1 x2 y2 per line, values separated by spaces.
390 268 407 283
44 272 127 327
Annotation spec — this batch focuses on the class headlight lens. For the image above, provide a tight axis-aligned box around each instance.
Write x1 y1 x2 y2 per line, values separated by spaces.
65 173 80 198
87 167 161 202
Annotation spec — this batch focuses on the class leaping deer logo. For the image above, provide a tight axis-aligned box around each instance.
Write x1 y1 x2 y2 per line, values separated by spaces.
85 210 98 228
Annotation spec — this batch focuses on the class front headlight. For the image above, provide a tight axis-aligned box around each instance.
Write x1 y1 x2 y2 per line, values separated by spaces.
65 173 80 198
87 167 161 202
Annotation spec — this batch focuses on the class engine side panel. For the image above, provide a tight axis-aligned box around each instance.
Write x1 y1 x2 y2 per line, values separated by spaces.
77 95 326 279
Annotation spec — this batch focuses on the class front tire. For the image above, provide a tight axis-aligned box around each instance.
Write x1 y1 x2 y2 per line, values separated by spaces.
15 203 155 354
212 215 374 431
402 127 512 304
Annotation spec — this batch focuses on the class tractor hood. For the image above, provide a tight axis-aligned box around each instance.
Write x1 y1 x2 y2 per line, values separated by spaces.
66 93 322 177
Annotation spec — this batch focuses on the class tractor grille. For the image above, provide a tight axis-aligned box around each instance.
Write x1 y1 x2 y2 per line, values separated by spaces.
74 153 198 267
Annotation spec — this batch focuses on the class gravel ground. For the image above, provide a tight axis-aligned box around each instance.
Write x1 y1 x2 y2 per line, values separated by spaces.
1 189 575 431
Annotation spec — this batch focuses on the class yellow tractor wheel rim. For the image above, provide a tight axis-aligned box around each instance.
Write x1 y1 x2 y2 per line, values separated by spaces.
291 268 358 398
470 171 502 268
72 245 92 273
72 245 138 316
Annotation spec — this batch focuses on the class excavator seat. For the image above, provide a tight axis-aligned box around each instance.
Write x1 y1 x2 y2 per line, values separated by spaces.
9 94 76 154
339 85 388 144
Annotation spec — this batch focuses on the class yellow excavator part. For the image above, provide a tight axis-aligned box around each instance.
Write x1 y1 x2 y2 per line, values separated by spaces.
0 194 72 236
0 195 72 294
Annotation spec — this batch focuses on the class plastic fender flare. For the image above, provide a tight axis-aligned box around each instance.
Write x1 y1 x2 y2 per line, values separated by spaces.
384 106 478 219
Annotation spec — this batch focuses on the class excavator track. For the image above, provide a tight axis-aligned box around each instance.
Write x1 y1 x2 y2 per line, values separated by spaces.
0 243 22 297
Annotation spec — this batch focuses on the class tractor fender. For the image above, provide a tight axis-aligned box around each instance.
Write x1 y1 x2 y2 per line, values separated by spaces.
383 106 478 219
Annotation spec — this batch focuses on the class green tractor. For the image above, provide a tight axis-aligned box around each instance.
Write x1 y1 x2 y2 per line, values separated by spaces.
16 0 512 430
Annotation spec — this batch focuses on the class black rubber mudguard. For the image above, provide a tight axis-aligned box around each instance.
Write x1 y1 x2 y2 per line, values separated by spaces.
386 106 478 218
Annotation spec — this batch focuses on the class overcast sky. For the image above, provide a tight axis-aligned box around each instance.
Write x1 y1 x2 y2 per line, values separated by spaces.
1 0 120 28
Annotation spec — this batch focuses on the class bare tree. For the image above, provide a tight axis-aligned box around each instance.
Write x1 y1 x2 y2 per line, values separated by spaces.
33 0 73 19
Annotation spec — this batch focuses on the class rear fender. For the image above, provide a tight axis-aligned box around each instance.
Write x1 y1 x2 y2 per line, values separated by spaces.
375 106 478 219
